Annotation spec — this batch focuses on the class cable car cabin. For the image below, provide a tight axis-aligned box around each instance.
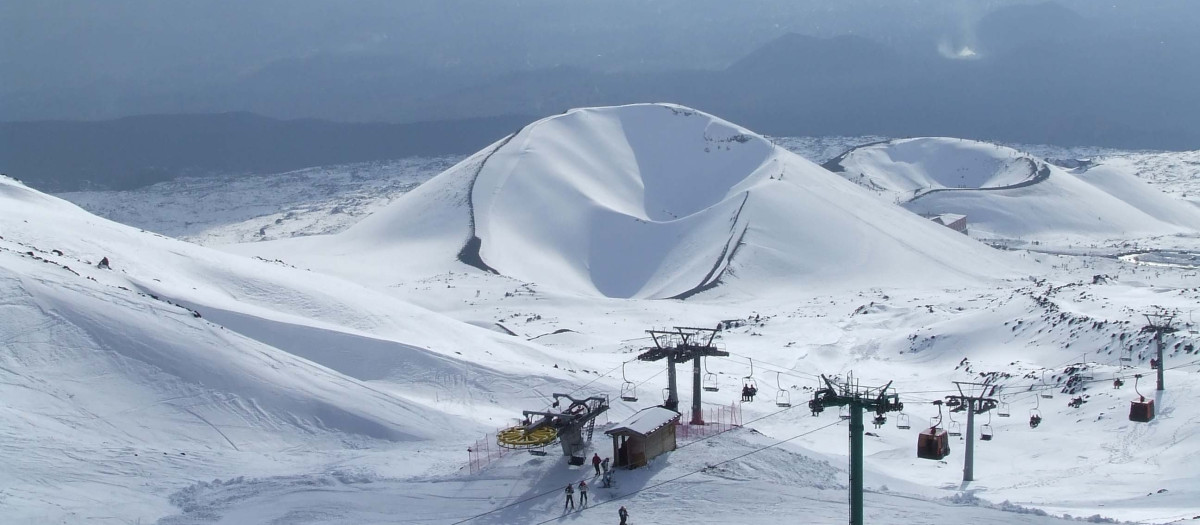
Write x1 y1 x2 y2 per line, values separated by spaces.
917 427 950 460
1129 397 1155 422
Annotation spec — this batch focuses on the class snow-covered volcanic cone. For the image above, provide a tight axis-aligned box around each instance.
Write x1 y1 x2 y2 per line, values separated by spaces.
826 137 1200 240
244 104 1020 298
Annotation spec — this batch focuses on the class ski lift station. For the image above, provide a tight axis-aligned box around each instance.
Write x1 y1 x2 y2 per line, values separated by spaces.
604 406 681 469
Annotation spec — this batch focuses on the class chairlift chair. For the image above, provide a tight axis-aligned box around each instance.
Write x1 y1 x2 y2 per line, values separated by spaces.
619 362 639 402
980 424 994 441
1040 371 1055 399
1029 396 1044 428
1029 408 1043 428
997 401 1011 418
702 358 719 392
948 421 963 437
662 387 671 403
896 413 912 430
839 406 851 421
775 372 791 407
946 409 962 437
741 358 759 402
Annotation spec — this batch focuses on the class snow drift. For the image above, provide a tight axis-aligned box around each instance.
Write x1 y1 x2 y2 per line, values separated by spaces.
826 137 1200 240
244 104 1021 298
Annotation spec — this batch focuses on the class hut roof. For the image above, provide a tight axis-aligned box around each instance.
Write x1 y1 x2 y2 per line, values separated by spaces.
605 407 680 438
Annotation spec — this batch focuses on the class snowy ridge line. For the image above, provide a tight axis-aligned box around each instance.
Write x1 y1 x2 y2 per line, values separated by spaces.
451 417 845 525
457 131 520 274
906 159 1050 202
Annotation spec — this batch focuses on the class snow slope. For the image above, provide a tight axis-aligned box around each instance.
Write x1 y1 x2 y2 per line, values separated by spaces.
231 105 1022 299
826 138 1200 241
0 175 595 521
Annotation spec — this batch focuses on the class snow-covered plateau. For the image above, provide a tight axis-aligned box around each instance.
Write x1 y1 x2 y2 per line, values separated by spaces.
3 103 1198 524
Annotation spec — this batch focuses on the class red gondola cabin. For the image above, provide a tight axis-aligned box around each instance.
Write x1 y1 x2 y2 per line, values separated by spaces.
1129 397 1155 422
917 427 950 460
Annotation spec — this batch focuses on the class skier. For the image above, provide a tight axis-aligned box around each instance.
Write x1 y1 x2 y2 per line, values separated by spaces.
564 483 575 511
602 468 613 488
592 453 602 475
578 480 588 506
741 385 750 401
97 256 110 269
618 505 629 525
601 456 610 473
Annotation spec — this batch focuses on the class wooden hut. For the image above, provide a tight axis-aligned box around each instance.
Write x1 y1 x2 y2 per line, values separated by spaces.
605 407 680 469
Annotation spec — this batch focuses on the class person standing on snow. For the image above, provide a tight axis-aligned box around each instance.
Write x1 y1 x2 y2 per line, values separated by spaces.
618 505 629 524
601 456 611 473
592 453 602 475
578 480 589 506
564 483 575 511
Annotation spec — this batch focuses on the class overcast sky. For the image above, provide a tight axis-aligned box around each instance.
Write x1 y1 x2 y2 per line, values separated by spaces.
3 1 1197 122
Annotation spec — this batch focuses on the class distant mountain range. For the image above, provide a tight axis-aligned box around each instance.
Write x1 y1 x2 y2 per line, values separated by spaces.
0 113 533 191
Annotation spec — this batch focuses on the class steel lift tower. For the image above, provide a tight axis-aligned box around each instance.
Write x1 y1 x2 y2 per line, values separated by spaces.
637 326 729 424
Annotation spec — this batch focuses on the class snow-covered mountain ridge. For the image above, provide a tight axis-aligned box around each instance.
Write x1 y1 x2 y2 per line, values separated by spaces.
2 105 1199 524
826 138 1200 242
229 104 1022 299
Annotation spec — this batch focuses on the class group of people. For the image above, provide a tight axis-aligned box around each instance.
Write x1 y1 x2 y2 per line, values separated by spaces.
740 383 758 401
563 453 627 522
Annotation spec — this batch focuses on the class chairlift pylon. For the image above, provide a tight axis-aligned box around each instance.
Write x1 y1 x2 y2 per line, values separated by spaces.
619 362 639 402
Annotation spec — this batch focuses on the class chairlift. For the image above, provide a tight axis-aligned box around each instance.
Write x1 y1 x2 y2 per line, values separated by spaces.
872 413 887 428
1029 396 1043 428
839 406 851 420
741 358 759 402
1129 374 1155 423
997 401 1011 418
702 357 719 392
917 400 950 460
946 409 962 437
1040 370 1055 399
619 362 638 402
896 413 912 430
980 411 994 441
775 372 792 407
